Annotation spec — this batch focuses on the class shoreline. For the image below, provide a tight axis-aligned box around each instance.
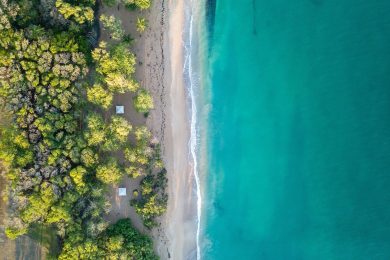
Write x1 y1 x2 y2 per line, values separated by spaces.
148 0 199 259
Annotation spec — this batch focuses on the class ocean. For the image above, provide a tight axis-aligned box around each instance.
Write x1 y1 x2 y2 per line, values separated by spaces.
197 0 390 259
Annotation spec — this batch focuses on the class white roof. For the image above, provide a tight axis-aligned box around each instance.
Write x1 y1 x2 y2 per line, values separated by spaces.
116 106 124 114
118 188 127 196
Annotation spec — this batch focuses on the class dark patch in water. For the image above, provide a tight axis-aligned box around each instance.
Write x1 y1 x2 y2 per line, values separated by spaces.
206 0 216 51
213 200 224 215
252 0 257 35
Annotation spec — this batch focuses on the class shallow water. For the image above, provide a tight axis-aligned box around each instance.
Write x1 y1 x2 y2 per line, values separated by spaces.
201 0 390 259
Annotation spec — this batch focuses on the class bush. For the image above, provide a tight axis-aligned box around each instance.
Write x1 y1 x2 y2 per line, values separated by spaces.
133 89 154 113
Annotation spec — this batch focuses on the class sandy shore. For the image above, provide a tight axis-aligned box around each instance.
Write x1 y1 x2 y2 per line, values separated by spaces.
146 0 198 259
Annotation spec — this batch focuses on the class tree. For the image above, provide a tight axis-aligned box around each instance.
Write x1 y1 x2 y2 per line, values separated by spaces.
125 166 145 178
59 240 103 260
85 113 106 146
100 14 124 40
136 17 147 33
92 42 139 94
96 159 122 184
70 166 88 193
110 44 137 76
56 0 94 24
87 84 113 109
134 0 151 10
133 89 154 113
108 116 132 143
46 204 71 224
104 218 157 259
0 0 165 255
20 183 56 224
105 73 139 93
134 126 151 143
131 172 168 228
5 227 28 240
80 148 98 168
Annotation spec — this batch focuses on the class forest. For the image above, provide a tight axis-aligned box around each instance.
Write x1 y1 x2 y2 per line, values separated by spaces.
0 0 166 258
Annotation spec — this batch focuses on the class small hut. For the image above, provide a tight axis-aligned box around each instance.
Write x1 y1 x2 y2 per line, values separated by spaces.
116 105 124 114
118 187 127 197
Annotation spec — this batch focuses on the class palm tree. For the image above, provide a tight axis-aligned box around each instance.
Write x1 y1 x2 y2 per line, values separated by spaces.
136 17 147 33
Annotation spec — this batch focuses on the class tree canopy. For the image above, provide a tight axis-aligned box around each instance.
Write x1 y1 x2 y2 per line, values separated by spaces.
134 89 154 113
0 0 165 258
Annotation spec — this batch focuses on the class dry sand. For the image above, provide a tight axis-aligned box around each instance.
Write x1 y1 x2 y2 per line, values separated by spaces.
150 0 198 259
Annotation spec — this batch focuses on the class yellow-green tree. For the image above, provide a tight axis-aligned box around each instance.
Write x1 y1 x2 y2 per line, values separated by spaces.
87 84 113 109
136 17 147 33
134 0 150 10
56 0 94 24
92 42 139 94
70 166 88 193
133 89 154 113
85 113 106 146
96 159 122 184
80 148 99 168
100 14 124 40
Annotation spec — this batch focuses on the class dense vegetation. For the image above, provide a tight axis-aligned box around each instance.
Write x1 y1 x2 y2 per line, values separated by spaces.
0 0 166 258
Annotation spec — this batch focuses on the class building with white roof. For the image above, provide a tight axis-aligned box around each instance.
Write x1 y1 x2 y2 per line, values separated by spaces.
116 105 124 114
118 187 127 196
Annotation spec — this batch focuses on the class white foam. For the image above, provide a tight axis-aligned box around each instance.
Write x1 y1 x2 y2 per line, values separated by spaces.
183 1 202 259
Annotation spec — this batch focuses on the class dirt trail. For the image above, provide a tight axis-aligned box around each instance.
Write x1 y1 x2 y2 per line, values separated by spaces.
98 1 163 233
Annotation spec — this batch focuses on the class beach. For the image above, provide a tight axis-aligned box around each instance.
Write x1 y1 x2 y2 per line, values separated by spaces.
148 0 198 258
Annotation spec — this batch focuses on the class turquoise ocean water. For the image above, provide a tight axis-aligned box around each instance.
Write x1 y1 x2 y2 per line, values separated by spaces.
200 0 390 259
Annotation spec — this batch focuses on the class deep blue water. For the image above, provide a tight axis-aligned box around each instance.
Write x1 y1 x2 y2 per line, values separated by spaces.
202 0 390 259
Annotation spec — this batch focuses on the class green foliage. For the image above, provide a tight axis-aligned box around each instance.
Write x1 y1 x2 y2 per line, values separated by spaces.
134 126 152 144
92 42 139 94
134 0 151 10
96 158 123 184
46 204 71 224
100 14 124 40
80 148 98 168
59 240 102 259
0 0 166 258
103 218 157 259
124 145 151 166
85 113 132 151
134 89 154 113
0 127 33 168
56 0 95 24
136 17 148 33
59 218 157 259
131 171 168 228
5 226 28 240
102 0 150 10
85 113 106 146
20 183 56 223
87 84 113 109
102 0 117 6
107 116 132 143
70 166 88 193
14 0 39 27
